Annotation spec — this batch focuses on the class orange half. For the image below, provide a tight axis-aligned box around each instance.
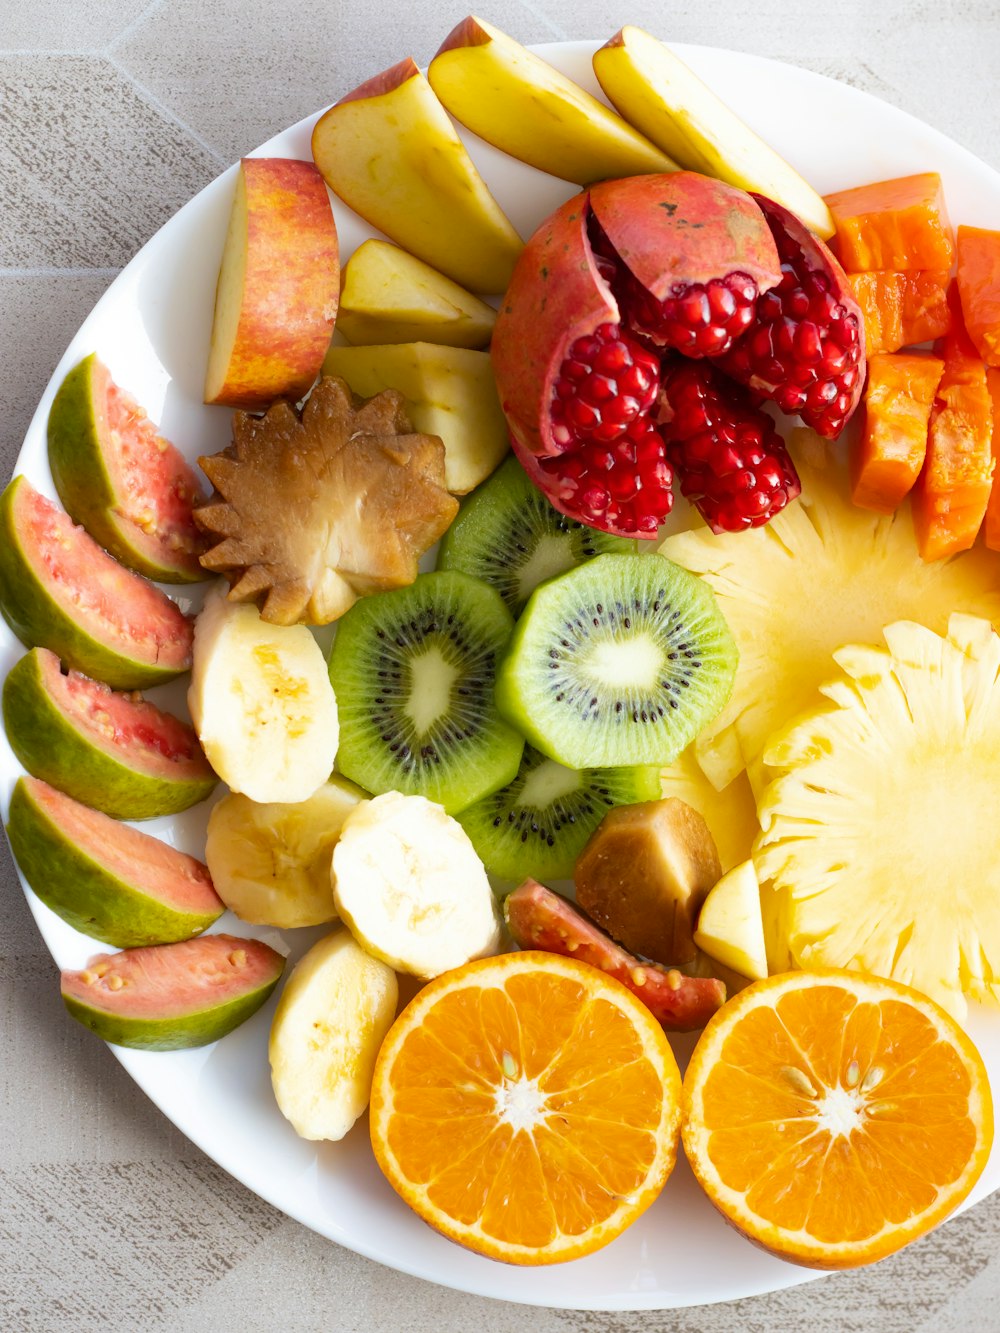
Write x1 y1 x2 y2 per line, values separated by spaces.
369 951 681 1265
682 969 993 1268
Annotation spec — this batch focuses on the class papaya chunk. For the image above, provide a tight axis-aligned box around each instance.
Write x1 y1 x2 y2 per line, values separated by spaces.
826 173 954 272
956 226 1000 367
849 270 951 354
852 352 944 514
911 303 994 561
985 368 1000 551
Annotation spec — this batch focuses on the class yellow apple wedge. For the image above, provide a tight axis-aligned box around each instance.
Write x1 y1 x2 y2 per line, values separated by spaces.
338 241 496 349
205 158 339 409
694 860 768 982
323 343 508 494
594 26 835 239
312 58 522 295
428 16 676 186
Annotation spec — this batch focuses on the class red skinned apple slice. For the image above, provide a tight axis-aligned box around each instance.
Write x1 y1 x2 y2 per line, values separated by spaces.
0 477 193 689
493 194 618 461
504 878 726 1031
48 354 208 583
590 172 781 358
3 648 216 819
61 933 285 1050
9 777 224 949
721 193 866 438
205 158 339 410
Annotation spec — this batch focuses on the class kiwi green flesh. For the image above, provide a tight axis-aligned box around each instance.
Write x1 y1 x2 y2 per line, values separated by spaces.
328 570 524 815
437 456 634 616
457 744 661 881
495 553 737 770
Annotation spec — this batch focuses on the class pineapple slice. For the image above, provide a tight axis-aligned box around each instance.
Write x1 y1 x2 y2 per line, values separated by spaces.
660 433 1000 790
755 613 1000 1019
659 746 758 874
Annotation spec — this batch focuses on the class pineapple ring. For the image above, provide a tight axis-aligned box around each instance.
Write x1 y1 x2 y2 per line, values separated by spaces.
754 613 1000 1019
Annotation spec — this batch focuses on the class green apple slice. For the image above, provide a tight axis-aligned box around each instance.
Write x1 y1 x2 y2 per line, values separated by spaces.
594 26 835 239
338 240 497 349
323 342 508 494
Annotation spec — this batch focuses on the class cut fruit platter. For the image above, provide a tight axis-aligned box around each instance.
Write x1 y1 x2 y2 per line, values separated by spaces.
4 23 1000 1311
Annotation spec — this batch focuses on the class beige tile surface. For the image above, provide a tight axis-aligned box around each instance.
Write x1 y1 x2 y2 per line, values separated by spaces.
3 2 1000 1328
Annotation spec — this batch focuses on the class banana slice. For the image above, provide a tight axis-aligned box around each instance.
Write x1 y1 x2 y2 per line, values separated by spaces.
332 791 501 978
269 929 397 1141
188 584 338 803
206 776 368 928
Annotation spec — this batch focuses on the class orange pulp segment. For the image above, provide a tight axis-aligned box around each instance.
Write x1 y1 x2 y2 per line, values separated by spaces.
369 951 681 1265
682 970 993 1269
851 351 943 513
825 173 954 272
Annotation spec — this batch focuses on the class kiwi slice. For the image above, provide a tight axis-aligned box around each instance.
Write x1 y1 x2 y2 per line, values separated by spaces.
437 456 633 616
457 744 661 882
496 553 737 770
328 570 524 814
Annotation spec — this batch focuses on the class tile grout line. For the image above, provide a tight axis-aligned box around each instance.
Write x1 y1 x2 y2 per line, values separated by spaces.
105 0 169 56
512 0 569 41
104 53 227 167
0 267 120 278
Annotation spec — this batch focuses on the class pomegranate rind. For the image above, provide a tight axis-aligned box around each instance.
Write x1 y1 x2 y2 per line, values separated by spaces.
0 477 192 689
589 172 781 299
61 933 285 1050
505 878 726 1030
10 777 224 950
48 355 208 584
3 648 216 820
492 194 617 459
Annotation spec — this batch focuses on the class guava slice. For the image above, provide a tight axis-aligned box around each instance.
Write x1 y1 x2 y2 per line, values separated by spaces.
8 777 225 948
4 648 216 819
48 354 208 583
61 931 285 1050
0 476 193 689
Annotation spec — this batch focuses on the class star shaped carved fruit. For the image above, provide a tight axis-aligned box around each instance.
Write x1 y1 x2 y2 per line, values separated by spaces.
195 375 459 625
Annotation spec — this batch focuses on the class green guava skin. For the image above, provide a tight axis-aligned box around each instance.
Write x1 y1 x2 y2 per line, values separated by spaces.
47 354 206 584
61 963 285 1050
3 649 216 820
0 476 189 690
7 777 224 949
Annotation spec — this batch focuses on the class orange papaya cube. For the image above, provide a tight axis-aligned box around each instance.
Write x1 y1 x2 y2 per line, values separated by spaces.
899 270 952 345
849 270 952 355
956 226 1000 366
985 368 1000 550
825 173 954 272
911 328 994 560
849 272 903 354
852 352 944 513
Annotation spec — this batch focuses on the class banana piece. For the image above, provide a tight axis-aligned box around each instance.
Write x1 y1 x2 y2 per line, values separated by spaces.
206 776 368 928
332 791 501 978
188 584 338 803
269 929 397 1141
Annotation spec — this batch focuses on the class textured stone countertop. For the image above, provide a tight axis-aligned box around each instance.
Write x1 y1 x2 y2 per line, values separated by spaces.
3 2 1000 1328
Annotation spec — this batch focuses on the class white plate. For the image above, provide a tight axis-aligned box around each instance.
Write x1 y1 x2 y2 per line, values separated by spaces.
5 39 1000 1312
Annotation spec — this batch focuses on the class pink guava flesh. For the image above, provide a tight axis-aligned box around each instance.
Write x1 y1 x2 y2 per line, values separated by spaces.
61 933 284 1020
17 483 192 669
37 648 211 780
30 778 220 917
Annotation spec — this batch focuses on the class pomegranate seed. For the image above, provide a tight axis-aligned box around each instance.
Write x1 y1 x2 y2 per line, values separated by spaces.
721 201 864 439
550 323 660 449
658 361 800 534
622 270 762 359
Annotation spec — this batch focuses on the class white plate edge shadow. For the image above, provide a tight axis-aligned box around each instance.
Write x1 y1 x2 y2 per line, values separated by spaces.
6 39 1000 1312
